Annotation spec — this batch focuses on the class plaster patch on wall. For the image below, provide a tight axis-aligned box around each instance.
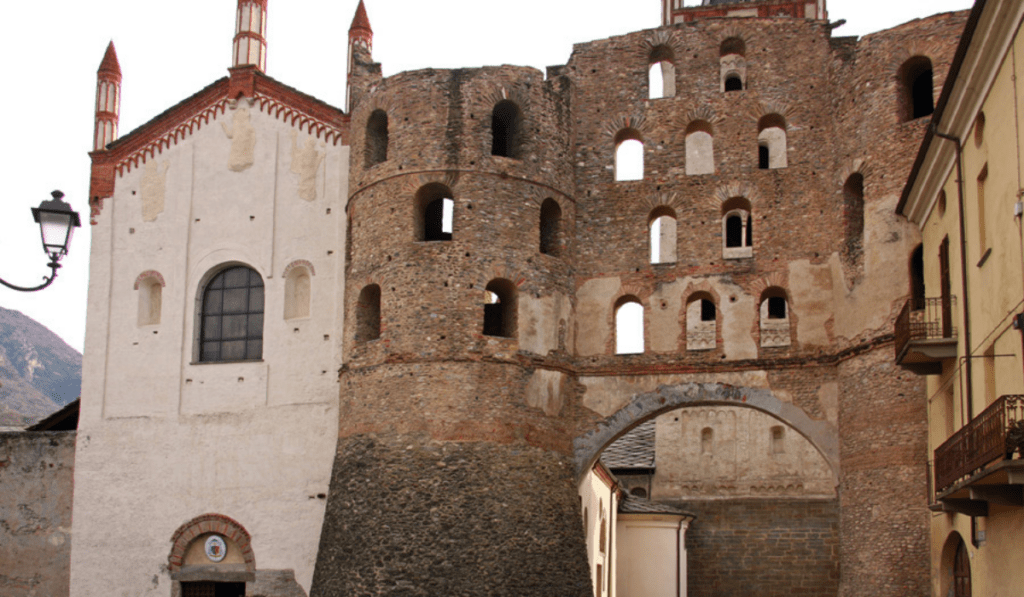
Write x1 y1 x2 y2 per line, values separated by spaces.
140 161 169 222
576 277 623 356
817 381 839 425
291 131 325 202
788 259 833 347
525 369 567 416
222 107 256 172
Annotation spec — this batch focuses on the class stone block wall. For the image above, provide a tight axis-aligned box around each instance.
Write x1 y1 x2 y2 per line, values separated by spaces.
0 431 75 597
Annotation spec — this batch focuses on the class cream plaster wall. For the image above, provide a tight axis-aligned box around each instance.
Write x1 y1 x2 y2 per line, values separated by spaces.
579 468 618 597
616 515 688 597
72 102 348 597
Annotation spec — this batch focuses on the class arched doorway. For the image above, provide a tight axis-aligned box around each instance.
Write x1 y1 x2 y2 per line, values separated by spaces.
169 514 255 597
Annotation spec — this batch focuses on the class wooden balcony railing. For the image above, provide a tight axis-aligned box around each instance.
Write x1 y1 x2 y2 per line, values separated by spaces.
894 296 956 363
934 395 1024 493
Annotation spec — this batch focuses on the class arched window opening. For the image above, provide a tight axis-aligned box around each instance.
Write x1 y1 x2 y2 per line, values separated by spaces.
974 112 986 148
941 533 972 597
843 173 865 262
685 120 715 175
414 183 455 241
483 278 517 338
910 244 925 310
491 100 523 159
721 197 753 259
687 294 716 351
198 265 264 362
649 206 677 264
355 284 381 342
720 37 747 92
648 45 676 99
701 427 714 454
898 56 934 122
137 278 163 327
364 109 389 167
771 425 785 454
630 487 648 498
284 267 311 320
615 296 644 354
760 287 791 348
614 129 644 182
539 198 562 256
599 518 607 553
757 114 787 169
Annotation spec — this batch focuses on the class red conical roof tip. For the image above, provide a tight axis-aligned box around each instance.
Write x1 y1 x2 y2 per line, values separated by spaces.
349 1 372 35
98 41 121 77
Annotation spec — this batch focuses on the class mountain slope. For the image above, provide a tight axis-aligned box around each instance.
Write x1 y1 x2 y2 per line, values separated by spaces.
0 307 82 426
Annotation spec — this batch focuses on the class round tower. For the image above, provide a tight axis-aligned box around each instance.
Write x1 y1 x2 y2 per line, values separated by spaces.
311 64 592 595
93 42 121 152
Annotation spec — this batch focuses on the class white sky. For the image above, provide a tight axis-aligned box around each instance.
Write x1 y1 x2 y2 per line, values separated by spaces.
0 0 973 352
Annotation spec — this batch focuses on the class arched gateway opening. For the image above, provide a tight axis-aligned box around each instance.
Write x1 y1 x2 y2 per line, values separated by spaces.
574 382 839 597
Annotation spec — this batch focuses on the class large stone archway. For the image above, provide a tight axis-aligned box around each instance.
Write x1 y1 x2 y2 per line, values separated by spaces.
572 382 838 480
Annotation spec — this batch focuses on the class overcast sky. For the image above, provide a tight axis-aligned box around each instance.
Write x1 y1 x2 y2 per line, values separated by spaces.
0 0 973 352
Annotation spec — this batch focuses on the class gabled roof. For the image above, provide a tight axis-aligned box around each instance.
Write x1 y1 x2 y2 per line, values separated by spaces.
27 399 79 431
601 420 656 471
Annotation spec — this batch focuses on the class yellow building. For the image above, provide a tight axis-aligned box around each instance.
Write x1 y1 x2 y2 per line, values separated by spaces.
898 0 1024 595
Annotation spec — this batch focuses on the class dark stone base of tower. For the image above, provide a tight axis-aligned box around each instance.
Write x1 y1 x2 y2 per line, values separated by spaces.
310 435 592 596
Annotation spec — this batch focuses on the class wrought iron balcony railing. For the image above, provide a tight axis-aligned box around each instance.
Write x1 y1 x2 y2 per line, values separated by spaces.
934 395 1024 493
894 296 957 371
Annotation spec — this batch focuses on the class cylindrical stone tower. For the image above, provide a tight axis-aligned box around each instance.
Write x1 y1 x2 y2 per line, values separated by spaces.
311 65 593 595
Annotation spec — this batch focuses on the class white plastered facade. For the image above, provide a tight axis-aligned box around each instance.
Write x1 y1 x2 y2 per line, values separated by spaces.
70 101 348 597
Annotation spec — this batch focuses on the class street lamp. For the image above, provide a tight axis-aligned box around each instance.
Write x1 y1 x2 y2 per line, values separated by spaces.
0 190 82 292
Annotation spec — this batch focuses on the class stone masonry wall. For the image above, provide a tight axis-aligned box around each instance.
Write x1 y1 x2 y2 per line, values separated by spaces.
0 431 75 597
310 434 591 596
678 498 840 597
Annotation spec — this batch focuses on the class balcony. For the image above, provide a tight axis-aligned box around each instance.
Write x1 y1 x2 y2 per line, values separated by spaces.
932 395 1024 515
894 296 957 375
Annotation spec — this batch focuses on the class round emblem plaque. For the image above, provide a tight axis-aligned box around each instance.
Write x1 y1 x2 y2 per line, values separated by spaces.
205 535 227 562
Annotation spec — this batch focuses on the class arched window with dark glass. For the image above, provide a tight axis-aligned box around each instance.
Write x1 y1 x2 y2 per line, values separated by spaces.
199 265 264 362
759 287 791 348
720 37 747 92
491 100 523 158
722 197 752 259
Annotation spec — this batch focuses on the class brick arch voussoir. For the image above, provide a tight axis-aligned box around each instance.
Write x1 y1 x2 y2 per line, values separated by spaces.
168 513 255 573
638 29 683 63
572 382 838 481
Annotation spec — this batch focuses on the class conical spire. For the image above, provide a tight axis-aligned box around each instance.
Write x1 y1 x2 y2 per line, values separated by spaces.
98 41 121 80
349 0 372 38
93 41 122 151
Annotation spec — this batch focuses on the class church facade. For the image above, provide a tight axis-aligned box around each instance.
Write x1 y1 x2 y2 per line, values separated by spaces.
69 1 969 596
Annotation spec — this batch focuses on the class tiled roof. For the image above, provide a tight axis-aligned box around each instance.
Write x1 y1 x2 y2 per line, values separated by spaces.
600 420 655 470
618 493 696 518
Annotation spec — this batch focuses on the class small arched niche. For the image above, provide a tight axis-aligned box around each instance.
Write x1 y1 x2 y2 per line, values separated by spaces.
483 278 517 338
648 45 676 100
364 109 389 168
539 198 563 257
720 37 747 92
686 293 716 351
721 196 753 259
843 173 865 264
758 114 787 170
685 120 715 176
649 206 677 265
355 284 381 342
283 263 312 320
135 271 164 327
614 128 644 182
614 295 644 354
414 183 454 241
491 100 523 159
759 287 791 348
898 56 934 122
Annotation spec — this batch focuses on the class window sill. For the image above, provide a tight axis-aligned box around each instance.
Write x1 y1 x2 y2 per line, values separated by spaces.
190 359 264 366
722 247 753 260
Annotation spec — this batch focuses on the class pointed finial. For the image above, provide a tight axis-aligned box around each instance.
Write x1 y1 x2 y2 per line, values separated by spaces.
98 41 121 80
349 1 372 36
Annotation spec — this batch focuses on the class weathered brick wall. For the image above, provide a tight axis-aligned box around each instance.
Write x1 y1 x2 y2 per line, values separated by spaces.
0 431 75 597
310 435 591 596
677 498 840 597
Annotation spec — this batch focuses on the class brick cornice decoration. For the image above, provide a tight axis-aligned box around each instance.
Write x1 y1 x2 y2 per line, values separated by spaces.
168 513 255 573
133 270 166 290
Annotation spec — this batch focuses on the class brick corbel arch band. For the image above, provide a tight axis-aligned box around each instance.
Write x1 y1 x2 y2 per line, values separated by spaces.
168 513 256 573
573 382 839 482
